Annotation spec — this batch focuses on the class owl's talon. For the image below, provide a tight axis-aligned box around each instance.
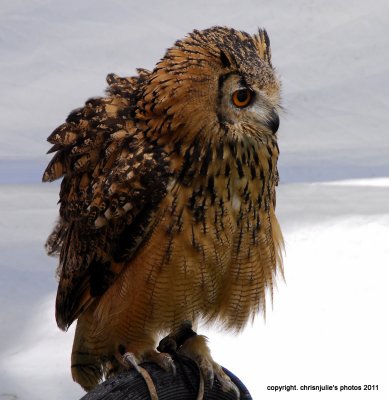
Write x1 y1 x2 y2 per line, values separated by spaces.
121 351 141 372
144 350 176 375
198 356 214 387
158 322 240 397
118 350 159 400
177 332 240 399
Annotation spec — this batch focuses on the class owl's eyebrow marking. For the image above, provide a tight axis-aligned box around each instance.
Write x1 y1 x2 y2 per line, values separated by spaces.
217 72 236 127
218 71 234 89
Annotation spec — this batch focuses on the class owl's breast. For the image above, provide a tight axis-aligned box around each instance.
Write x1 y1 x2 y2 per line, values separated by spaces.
117 138 282 330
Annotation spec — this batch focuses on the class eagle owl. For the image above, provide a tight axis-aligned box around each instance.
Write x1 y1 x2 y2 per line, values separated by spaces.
43 26 283 393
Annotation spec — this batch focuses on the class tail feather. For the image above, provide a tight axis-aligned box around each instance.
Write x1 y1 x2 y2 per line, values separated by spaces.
71 317 104 391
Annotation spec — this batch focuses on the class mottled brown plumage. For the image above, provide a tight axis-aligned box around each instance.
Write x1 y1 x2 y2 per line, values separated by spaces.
44 26 283 392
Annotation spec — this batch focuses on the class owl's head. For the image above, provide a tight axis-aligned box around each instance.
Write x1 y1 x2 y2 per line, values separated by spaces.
140 26 281 145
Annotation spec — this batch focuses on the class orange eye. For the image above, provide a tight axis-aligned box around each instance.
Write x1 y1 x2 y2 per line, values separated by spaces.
231 89 253 108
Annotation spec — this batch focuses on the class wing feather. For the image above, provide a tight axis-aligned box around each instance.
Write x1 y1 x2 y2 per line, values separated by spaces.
43 73 170 330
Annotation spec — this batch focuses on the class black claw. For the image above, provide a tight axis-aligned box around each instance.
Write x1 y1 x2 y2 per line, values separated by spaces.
158 321 198 355
157 336 177 354
172 323 197 348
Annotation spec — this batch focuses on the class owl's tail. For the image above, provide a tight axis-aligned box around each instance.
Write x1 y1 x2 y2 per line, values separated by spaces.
71 315 104 391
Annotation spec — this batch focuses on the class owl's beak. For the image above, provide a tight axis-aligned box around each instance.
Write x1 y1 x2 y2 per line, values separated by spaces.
266 109 280 134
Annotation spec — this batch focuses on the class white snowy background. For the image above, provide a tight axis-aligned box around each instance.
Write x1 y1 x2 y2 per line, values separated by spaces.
0 0 388 399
